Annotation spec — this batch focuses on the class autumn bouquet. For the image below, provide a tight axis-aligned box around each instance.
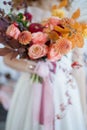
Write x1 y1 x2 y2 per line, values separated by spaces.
0 1 87 81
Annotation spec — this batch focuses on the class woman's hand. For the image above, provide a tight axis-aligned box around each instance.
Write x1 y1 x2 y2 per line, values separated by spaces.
3 53 37 73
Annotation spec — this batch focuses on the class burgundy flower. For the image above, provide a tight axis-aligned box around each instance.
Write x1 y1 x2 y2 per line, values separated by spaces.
24 12 32 22
29 23 43 33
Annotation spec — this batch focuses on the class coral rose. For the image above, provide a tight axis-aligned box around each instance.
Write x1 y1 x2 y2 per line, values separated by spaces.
32 32 48 45
48 43 62 62
28 44 48 59
6 24 20 39
49 16 61 26
44 16 61 30
56 38 72 55
19 31 32 45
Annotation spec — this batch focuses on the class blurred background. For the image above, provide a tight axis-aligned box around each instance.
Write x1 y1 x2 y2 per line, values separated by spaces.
0 2 20 129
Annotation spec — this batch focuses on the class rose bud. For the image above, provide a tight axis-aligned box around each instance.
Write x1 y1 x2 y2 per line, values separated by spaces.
24 12 32 22
19 31 32 45
6 24 20 39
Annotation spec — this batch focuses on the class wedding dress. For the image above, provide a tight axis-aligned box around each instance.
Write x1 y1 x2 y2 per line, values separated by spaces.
5 4 86 130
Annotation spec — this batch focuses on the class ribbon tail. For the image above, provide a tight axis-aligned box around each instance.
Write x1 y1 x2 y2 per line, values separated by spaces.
42 79 55 130
33 78 55 130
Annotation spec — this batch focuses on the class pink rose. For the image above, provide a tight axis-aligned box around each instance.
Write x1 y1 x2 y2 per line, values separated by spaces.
28 44 48 59
44 16 61 30
47 43 62 61
6 24 20 39
49 16 61 26
32 32 48 45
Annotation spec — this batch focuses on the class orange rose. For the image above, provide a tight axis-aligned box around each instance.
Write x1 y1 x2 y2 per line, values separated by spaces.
19 31 32 45
48 43 62 61
6 24 20 39
56 38 72 55
28 44 48 59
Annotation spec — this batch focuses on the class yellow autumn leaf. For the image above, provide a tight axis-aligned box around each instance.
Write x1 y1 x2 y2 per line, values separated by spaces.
81 23 87 30
58 0 68 8
49 31 59 41
68 32 84 48
72 22 82 32
71 9 80 19
54 26 70 33
82 29 87 38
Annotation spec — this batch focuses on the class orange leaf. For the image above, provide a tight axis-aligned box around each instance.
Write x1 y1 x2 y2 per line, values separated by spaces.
68 32 84 48
72 22 82 32
81 23 87 30
54 26 70 33
49 31 59 41
58 0 68 8
71 9 80 19
51 5 57 11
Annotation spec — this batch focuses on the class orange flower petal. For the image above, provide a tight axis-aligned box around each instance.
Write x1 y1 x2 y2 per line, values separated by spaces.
49 31 59 41
58 0 68 8
71 8 80 19
56 38 72 55
19 31 32 45
68 32 84 48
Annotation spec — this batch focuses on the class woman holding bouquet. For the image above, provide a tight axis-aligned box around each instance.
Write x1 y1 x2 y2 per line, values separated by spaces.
3 0 87 130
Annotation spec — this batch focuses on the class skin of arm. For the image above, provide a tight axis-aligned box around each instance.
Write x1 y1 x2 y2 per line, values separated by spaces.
3 53 36 73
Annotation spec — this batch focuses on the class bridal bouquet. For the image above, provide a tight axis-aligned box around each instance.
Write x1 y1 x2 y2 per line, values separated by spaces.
0 2 87 63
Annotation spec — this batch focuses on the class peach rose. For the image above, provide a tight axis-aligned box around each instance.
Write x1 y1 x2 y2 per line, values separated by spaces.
6 24 20 39
19 31 32 45
32 32 48 45
44 16 61 30
28 44 48 59
49 16 61 26
47 43 62 61
56 38 72 55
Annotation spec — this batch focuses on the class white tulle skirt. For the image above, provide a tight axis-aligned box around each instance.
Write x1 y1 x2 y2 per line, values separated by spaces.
5 57 86 130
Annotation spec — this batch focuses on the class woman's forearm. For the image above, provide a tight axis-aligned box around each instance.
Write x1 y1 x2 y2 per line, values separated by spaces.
3 53 36 73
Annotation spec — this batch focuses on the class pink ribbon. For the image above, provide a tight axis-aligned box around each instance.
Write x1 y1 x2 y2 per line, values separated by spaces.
32 61 56 130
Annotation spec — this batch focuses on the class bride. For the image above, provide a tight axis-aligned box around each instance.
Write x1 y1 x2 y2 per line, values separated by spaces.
3 0 87 130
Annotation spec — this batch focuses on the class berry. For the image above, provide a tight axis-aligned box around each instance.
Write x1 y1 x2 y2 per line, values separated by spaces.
8 1 12 6
3 1 7 5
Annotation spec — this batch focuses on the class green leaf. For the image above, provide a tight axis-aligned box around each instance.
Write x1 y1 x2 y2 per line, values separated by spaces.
17 13 23 20
22 21 28 27
30 73 43 83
